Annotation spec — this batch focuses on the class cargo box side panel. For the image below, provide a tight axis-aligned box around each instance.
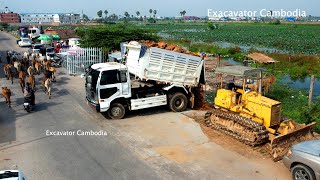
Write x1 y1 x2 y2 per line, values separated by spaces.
143 48 203 86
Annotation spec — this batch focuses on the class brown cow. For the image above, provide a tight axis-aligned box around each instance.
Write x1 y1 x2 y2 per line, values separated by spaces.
3 64 13 84
35 62 42 75
27 66 35 76
28 75 35 90
43 78 52 99
19 78 25 94
2 87 12 108
48 66 56 82
45 61 51 71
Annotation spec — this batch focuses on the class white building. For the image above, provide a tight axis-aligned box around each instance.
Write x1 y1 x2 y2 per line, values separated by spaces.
19 13 80 24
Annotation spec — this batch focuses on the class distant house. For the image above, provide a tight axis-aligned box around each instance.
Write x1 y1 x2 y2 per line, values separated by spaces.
0 12 19 23
183 16 200 20
0 7 19 23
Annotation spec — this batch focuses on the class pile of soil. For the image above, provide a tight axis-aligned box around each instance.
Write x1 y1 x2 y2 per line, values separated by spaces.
144 40 201 57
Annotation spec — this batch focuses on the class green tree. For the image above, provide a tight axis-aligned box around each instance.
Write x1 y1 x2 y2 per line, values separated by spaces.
149 9 153 17
0 22 9 30
75 25 159 52
97 10 103 18
82 14 89 21
153 9 157 18
136 11 140 17
104 10 108 18
124 12 130 18
182 10 186 16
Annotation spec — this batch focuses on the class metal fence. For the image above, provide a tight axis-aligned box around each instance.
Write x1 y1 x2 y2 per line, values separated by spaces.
61 47 107 75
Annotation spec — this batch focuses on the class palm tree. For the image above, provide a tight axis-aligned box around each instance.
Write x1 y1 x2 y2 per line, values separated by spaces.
97 10 102 18
136 11 140 17
182 10 186 16
153 9 157 19
124 11 130 19
149 9 153 17
104 10 108 18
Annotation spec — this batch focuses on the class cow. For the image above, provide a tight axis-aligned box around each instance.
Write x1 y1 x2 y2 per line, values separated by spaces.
48 67 56 82
27 66 35 76
45 60 51 71
28 75 35 90
35 62 43 75
19 78 25 94
3 64 13 84
19 71 26 93
1 87 12 108
43 78 52 99
13 61 21 77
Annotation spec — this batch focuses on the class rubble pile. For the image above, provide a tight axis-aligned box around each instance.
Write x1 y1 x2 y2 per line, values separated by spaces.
144 40 201 57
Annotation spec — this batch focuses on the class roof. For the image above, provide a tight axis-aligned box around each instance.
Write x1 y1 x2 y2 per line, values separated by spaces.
247 53 278 64
20 12 64 15
91 62 127 71
215 65 266 76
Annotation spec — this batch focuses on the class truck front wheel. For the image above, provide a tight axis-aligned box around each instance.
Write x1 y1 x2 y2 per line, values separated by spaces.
108 103 126 119
169 92 188 112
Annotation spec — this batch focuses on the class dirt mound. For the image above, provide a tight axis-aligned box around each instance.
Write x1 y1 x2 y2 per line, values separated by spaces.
142 40 201 57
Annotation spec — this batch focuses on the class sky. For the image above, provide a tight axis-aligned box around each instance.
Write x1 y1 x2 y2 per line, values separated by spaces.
0 0 319 18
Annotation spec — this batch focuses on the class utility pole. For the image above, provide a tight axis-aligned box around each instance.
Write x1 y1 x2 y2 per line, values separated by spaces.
308 75 315 109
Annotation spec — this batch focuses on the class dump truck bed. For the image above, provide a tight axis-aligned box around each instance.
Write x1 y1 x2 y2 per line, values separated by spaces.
125 44 204 87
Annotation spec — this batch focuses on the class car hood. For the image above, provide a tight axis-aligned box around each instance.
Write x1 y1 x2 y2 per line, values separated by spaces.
293 140 320 156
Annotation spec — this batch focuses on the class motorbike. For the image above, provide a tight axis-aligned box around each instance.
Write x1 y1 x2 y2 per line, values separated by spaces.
23 96 33 113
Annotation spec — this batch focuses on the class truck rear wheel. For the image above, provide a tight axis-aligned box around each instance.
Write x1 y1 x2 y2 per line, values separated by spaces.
169 92 188 112
108 103 126 119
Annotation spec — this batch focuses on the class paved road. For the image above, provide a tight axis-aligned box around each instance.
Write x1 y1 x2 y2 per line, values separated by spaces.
0 32 161 179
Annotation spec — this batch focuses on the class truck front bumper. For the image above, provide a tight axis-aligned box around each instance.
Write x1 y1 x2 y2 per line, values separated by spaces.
86 97 100 112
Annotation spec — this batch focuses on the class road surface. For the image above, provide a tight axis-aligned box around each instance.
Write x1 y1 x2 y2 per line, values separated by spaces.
0 31 161 180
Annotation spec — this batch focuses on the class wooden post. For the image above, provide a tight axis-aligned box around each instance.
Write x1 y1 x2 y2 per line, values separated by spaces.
308 75 315 109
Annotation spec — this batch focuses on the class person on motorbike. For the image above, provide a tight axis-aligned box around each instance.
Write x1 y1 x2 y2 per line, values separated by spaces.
24 82 35 105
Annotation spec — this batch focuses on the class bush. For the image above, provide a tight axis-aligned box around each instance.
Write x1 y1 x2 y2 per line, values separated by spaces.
0 22 9 30
228 46 241 54
75 24 159 51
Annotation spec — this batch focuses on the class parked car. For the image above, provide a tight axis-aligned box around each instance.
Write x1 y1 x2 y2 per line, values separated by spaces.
283 140 320 180
18 38 32 47
0 169 27 180
28 44 43 54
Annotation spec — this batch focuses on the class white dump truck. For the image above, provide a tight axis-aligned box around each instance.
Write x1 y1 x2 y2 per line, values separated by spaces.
85 42 205 119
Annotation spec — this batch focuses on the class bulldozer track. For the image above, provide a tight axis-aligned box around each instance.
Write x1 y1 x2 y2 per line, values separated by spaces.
204 109 269 147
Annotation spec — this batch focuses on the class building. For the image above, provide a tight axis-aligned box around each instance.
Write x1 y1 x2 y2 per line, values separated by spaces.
0 7 19 23
60 13 81 24
183 16 200 20
19 13 80 24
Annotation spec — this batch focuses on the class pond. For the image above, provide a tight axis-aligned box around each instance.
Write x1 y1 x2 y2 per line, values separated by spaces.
280 75 320 98
214 41 287 54
221 57 243 66
219 58 320 98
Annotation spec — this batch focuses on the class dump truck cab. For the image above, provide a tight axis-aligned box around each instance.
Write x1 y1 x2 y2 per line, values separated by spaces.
85 62 131 112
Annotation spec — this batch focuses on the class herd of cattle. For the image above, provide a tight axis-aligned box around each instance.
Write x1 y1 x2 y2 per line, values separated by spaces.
1 51 57 108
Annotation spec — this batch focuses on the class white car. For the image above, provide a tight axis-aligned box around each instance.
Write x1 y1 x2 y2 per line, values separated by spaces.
0 170 27 180
18 38 32 47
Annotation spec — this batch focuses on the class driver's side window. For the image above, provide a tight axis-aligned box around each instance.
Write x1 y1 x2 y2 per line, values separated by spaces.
100 70 120 85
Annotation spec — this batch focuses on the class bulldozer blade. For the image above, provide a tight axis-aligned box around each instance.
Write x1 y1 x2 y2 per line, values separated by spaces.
270 122 317 162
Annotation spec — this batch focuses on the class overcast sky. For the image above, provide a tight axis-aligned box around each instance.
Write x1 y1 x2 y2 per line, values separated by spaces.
1 0 319 18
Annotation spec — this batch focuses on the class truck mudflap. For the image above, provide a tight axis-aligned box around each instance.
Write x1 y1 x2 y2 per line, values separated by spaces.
269 121 317 161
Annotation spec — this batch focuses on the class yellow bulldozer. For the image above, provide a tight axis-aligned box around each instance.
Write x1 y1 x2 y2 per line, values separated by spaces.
205 66 316 161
